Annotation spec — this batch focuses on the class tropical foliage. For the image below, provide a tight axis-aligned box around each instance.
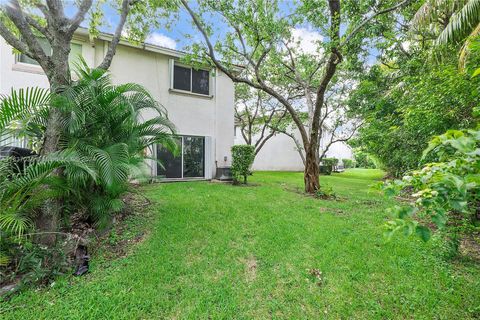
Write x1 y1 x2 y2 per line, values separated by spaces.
349 51 478 177
411 0 480 68
383 129 480 252
0 65 175 269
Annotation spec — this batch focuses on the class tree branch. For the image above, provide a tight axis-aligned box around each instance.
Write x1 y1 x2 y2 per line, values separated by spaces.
340 0 412 48
181 0 311 147
0 20 31 56
25 15 51 40
98 0 132 70
68 0 93 34
2 1 50 67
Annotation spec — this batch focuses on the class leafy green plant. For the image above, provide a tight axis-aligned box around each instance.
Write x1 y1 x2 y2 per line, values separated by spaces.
382 129 480 250
349 49 478 177
0 63 176 272
231 145 255 184
353 150 376 169
320 158 338 175
315 184 337 200
342 158 354 168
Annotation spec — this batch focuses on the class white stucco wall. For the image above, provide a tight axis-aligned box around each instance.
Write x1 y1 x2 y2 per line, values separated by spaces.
234 126 353 171
0 35 234 179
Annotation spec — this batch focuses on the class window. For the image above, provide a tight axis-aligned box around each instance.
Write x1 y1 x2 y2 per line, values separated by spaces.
192 69 209 95
157 135 205 179
18 38 50 65
173 65 191 91
172 63 210 95
18 39 82 66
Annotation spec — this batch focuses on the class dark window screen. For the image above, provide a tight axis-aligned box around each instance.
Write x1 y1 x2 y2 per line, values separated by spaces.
173 65 191 91
192 69 210 95
157 137 182 178
183 136 205 178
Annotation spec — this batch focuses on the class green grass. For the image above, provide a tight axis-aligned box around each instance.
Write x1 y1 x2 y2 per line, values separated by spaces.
2 170 480 319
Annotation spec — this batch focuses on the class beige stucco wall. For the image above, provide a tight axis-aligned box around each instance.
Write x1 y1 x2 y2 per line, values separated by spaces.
234 126 353 171
0 36 234 179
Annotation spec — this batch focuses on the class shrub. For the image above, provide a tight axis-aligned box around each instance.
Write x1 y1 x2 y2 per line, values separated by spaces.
354 150 376 168
231 145 255 184
382 129 480 252
320 158 337 175
0 64 175 276
342 158 353 168
315 184 336 199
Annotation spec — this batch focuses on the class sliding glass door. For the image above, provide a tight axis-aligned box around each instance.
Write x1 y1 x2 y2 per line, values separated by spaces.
157 135 205 179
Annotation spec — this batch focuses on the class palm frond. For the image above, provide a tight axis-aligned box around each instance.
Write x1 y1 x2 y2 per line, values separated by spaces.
458 24 480 70
437 0 480 44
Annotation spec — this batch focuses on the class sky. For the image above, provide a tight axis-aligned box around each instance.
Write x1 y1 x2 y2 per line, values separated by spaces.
90 1 378 64
0 0 378 64
59 1 324 52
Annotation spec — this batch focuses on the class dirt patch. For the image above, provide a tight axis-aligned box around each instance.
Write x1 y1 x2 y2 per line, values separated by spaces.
244 256 258 282
460 236 480 261
307 268 324 287
0 187 153 298
319 207 346 216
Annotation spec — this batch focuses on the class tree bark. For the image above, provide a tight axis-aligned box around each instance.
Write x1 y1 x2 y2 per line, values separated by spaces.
35 52 72 246
304 144 320 193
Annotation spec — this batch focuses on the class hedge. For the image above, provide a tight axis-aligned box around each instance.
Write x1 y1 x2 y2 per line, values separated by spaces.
231 145 255 184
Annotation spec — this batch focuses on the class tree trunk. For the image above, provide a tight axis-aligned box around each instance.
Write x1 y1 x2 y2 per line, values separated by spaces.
34 59 71 246
304 146 320 193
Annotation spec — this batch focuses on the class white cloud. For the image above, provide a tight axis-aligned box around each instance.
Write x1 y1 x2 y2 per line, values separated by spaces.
146 33 177 49
291 27 323 55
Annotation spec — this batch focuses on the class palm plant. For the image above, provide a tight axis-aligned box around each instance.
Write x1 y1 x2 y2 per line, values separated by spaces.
0 62 176 264
411 0 480 69
57 64 177 226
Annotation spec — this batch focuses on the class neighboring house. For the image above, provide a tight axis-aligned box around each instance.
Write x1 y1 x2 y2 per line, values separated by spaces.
234 125 353 171
0 28 234 181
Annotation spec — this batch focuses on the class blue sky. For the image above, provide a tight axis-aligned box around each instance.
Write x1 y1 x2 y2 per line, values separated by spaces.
62 1 307 51
0 0 379 64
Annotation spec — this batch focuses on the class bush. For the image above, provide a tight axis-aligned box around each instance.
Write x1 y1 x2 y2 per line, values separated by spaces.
231 145 255 184
342 158 353 168
319 165 332 175
382 129 480 252
354 151 376 168
0 65 175 278
320 158 337 175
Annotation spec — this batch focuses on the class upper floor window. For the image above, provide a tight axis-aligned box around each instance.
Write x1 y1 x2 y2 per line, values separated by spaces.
173 63 210 96
18 39 82 66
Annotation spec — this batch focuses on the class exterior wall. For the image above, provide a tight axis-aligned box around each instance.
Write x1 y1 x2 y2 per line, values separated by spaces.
0 35 234 179
234 126 353 171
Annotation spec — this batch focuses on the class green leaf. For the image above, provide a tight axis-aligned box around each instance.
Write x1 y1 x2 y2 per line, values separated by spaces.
472 67 480 78
415 225 431 242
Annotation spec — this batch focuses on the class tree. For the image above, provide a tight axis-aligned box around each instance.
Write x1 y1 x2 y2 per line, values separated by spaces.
180 0 411 193
0 0 172 244
349 42 478 177
235 84 288 156
411 0 480 68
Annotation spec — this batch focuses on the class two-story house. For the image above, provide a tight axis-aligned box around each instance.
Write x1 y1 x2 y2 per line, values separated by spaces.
0 29 234 181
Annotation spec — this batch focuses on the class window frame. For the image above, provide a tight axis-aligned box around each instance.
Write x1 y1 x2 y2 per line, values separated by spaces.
169 60 213 98
15 39 83 69
156 134 206 179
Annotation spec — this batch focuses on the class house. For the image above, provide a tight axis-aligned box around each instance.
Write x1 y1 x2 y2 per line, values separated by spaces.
0 29 234 181
234 125 353 171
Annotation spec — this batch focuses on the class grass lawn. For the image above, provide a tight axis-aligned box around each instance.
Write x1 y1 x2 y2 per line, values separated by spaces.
2 169 480 319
